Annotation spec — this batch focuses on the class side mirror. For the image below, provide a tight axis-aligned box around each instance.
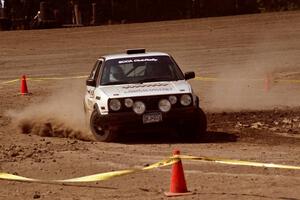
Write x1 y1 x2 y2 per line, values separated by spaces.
184 71 195 80
86 79 96 87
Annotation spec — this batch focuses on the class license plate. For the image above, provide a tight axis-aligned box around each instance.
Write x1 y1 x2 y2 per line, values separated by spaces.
143 112 162 124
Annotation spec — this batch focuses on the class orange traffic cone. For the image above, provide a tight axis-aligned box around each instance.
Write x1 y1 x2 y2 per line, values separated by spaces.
164 150 193 197
264 73 273 92
20 75 29 95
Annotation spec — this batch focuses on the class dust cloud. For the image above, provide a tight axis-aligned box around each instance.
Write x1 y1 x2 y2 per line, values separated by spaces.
206 56 300 112
205 31 300 112
7 80 94 141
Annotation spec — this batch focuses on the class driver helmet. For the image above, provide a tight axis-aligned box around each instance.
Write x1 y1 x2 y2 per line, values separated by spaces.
110 66 125 81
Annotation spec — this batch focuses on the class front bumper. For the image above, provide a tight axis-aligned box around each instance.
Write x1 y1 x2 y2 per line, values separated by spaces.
97 106 198 131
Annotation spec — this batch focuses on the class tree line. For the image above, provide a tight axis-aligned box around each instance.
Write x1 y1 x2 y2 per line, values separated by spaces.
0 0 299 30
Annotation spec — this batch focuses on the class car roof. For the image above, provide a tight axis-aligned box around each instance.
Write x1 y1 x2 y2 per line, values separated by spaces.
100 51 170 61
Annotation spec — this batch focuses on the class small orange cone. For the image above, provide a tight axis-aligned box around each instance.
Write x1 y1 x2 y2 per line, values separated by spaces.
264 73 273 92
20 75 29 95
164 150 193 197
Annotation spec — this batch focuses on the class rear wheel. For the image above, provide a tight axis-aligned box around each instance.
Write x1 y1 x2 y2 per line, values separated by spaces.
90 109 117 142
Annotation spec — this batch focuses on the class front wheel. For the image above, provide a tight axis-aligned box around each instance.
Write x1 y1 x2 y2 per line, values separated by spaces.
90 109 117 142
178 108 207 140
197 107 207 135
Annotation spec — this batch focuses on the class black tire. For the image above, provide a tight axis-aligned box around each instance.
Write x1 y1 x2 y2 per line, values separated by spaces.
178 107 207 140
197 107 207 135
90 109 117 142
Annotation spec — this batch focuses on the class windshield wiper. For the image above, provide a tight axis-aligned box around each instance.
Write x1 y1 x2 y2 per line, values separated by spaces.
102 81 129 85
137 78 170 84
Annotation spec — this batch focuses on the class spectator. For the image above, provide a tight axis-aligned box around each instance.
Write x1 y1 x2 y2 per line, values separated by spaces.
34 10 41 22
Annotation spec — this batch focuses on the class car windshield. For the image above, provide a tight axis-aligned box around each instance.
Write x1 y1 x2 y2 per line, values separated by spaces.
100 56 184 85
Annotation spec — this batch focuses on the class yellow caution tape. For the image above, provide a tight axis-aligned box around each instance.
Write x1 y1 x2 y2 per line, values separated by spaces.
54 169 136 183
0 79 19 85
195 76 219 82
1 153 300 184
0 75 88 85
1 75 300 85
0 157 179 183
142 157 179 170
55 157 179 183
29 75 88 81
195 76 263 82
177 155 300 170
0 173 39 182
277 79 300 84
195 76 300 84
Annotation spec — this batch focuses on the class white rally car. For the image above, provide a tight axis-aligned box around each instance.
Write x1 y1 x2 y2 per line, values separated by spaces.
84 49 207 142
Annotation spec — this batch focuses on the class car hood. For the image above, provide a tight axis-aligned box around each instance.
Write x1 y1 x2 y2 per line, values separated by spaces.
100 81 191 98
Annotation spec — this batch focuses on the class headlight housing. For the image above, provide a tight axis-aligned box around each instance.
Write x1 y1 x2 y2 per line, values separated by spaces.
180 94 192 106
109 99 121 111
168 95 177 105
158 99 171 112
133 101 146 115
124 98 133 108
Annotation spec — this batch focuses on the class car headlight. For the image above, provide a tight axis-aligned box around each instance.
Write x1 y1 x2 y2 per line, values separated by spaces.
124 98 133 108
133 101 146 115
159 99 171 112
180 94 192 106
168 95 177 105
109 99 121 111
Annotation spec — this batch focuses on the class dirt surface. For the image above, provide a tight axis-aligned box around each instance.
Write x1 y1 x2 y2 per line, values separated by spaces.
1 11 300 199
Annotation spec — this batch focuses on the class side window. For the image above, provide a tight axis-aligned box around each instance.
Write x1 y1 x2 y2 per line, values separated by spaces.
89 60 100 80
95 60 103 85
89 60 103 85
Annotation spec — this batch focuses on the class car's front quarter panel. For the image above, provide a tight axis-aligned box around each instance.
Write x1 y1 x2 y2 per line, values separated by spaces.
84 85 96 113
94 88 109 115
